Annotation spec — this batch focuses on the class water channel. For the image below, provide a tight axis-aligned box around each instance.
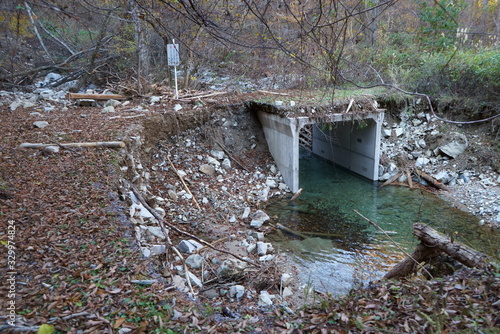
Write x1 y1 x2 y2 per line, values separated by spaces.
266 151 499 296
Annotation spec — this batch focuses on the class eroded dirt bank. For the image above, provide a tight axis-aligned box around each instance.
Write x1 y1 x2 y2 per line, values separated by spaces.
1 91 499 333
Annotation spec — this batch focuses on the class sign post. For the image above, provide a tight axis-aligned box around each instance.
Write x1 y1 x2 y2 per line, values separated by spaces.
167 40 180 99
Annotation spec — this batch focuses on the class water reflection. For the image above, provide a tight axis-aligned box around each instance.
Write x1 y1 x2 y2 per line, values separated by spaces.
265 151 498 295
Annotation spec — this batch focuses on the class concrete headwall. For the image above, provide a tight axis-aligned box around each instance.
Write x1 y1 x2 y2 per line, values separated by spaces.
257 108 384 193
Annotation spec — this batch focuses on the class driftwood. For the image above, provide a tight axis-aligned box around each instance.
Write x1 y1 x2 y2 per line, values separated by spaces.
384 223 491 279
381 168 448 191
290 188 303 201
19 141 125 149
276 223 342 239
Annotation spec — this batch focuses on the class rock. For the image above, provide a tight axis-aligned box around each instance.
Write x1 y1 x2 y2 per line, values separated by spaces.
171 275 187 291
150 244 166 255
394 128 404 137
174 104 182 111
39 89 54 99
30 112 42 117
202 289 219 299
259 254 275 262
210 150 225 160
9 100 21 111
266 178 278 188
257 242 268 256
104 99 121 107
187 271 203 288
101 106 115 113
251 210 270 222
186 254 203 269
415 157 430 167
258 291 274 306
168 190 178 201
33 121 49 128
281 273 292 287
150 96 161 104
249 231 264 241
177 239 203 253
199 164 215 175
282 287 294 298
147 226 167 239
247 243 256 253
434 171 450 183
77 99 96 107
221 158 232 170
438 133 468 158
229 285 245 299
382 129 392 137
242 207 251 219
458 173 471 183
141 247 151 258
207 156 221 166
43 145 60 154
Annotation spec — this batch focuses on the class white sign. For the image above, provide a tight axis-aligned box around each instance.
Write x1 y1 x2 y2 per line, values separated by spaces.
167 43 180 66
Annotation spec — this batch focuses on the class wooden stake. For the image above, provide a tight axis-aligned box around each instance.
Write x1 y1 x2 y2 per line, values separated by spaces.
290 188 303 201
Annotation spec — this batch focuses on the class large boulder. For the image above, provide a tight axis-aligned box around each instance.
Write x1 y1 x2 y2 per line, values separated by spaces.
438 133 468 159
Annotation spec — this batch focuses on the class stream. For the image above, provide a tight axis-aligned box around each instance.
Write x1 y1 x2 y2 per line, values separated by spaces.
266 151 499 296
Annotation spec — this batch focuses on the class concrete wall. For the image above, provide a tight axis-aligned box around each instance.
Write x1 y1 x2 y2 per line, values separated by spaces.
257 109 384 193
312 118 381 180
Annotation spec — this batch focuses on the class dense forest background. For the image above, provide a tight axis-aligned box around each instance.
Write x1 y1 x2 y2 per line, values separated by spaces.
1 0 499 116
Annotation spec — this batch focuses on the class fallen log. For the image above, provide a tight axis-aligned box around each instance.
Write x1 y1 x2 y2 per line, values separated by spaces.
414 168 448 190
19 141 125 149
384 223 491 279
66 93 127 100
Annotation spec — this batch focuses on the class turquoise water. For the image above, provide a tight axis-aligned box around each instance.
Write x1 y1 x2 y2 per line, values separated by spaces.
266 151 498 295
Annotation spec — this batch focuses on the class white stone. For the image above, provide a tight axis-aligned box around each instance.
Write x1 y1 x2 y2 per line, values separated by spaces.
281 273 292 287
266 178 278 188
150 244 166 255
438 133 468 158
147 226 167 239
43 145 60 154
258 291 274 306
100 105 114 113
199 164 215 175
186 254 203 269
222 158 231 170
382 129 392 137
187 271 203 288
257 242 268 256
210 150 225 160
33 121 49 128
395 128 404 137
242 207 251 219
178 239 203 253
282 287 294 298
415 157 430 167
259 254 275 262
230 285 245 299
207 156 221 166
174 104 182 111
150 96 161 104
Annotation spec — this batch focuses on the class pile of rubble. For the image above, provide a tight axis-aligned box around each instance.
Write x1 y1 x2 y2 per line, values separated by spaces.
379 107 500 226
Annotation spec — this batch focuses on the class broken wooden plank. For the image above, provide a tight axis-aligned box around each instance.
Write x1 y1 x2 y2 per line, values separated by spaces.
66 93 127 100
19 141 126 149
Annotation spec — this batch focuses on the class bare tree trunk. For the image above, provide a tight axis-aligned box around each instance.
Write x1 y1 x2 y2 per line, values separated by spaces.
24 2 51 59
74 12 112 92
130 0 150 94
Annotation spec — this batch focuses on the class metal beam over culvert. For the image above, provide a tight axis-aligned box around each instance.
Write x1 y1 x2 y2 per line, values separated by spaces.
249 101 384 193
